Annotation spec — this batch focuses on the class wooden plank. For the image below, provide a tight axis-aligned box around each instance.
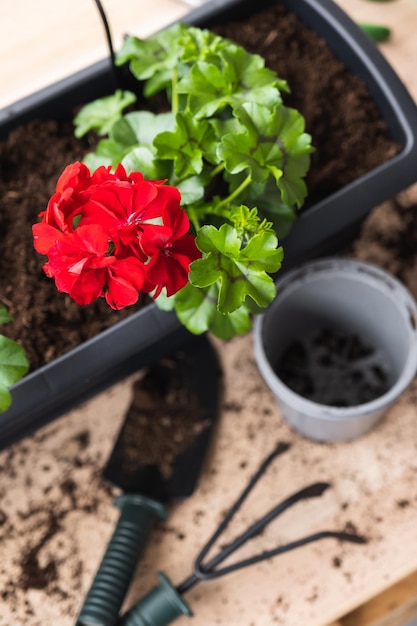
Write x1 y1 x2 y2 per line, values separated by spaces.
339 570 417 626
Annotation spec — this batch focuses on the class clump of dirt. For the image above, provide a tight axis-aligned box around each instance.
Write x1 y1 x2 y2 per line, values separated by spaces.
351 193 417 299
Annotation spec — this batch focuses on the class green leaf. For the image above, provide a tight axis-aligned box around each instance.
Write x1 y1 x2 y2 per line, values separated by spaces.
83 110 175 171
210 116 244 141
85 138 127 169
179 26 230 66
176 174 208 205
73 90 137 137
209 302 252 339
219 102 313 208
220 43 288 98
190 223 282 314
152 288 176 311
121 147 170 180
177 62 228 117
174 283 218 334
116 24 187 96
0 387 12 413
0 306 12 325
177 57 283 119
173 283 251 338
251 183 298 238
0 335 29 412
154 112 218 178
121 111 175 145
83 151 113 171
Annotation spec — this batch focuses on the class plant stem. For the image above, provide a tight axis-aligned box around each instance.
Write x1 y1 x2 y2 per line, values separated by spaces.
171 67 179 115
216 173 252 210
192 173 253 221
210 163 225 179
187 206 200 233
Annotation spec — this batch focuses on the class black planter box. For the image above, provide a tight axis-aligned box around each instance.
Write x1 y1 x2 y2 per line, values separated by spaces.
1 0 417 450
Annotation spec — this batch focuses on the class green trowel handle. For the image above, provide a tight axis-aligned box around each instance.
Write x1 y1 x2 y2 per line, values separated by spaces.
119 572 192 626
76 494 167 626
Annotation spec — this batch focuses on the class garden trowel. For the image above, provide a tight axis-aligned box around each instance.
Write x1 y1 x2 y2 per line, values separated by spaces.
75 334 222 626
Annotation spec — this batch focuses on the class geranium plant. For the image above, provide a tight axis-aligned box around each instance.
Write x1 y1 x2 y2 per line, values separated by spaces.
41 22 312 340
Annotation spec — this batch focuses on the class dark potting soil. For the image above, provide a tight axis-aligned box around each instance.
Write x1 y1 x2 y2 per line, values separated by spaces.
275 327 390 407
0 4 400 372
104 335 221 497
107 364 209 478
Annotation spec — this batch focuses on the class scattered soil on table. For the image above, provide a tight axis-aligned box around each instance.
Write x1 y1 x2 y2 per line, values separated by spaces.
0 4 400 370
351 193 417 299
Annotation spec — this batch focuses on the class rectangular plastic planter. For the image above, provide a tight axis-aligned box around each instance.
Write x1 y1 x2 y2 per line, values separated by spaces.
1 0 417 450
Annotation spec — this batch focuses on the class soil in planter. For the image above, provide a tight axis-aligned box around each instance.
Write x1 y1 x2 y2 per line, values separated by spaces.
275 327 391 407
0 5 400 370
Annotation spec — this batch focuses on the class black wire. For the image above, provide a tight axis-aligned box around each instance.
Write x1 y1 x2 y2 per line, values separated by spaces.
92 0 121 89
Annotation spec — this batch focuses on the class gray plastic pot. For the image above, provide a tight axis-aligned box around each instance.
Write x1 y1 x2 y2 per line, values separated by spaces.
253 258 417 442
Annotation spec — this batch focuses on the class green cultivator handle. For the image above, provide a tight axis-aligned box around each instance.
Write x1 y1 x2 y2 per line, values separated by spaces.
119 573 192 626
76 494 167 626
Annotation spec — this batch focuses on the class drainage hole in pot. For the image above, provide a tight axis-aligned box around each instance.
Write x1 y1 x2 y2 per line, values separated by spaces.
274 328 390 407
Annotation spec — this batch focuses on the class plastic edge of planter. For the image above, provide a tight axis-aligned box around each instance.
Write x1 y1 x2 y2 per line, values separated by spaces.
0 308 190 451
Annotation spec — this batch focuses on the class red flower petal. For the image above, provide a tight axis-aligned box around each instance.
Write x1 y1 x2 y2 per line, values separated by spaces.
55 161 91 194
105 258 146 309
32 222 65 255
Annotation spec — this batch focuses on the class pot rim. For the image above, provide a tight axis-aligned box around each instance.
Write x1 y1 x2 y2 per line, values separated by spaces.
253 258 417 421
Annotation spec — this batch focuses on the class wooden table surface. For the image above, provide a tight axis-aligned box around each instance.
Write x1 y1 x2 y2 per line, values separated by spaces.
0 0 416 108
1 1 417 625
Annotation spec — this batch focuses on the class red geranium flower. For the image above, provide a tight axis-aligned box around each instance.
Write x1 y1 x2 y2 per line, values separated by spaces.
33 162 200 309
140 209 201 297
38 161 93 234
45 224 146 309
